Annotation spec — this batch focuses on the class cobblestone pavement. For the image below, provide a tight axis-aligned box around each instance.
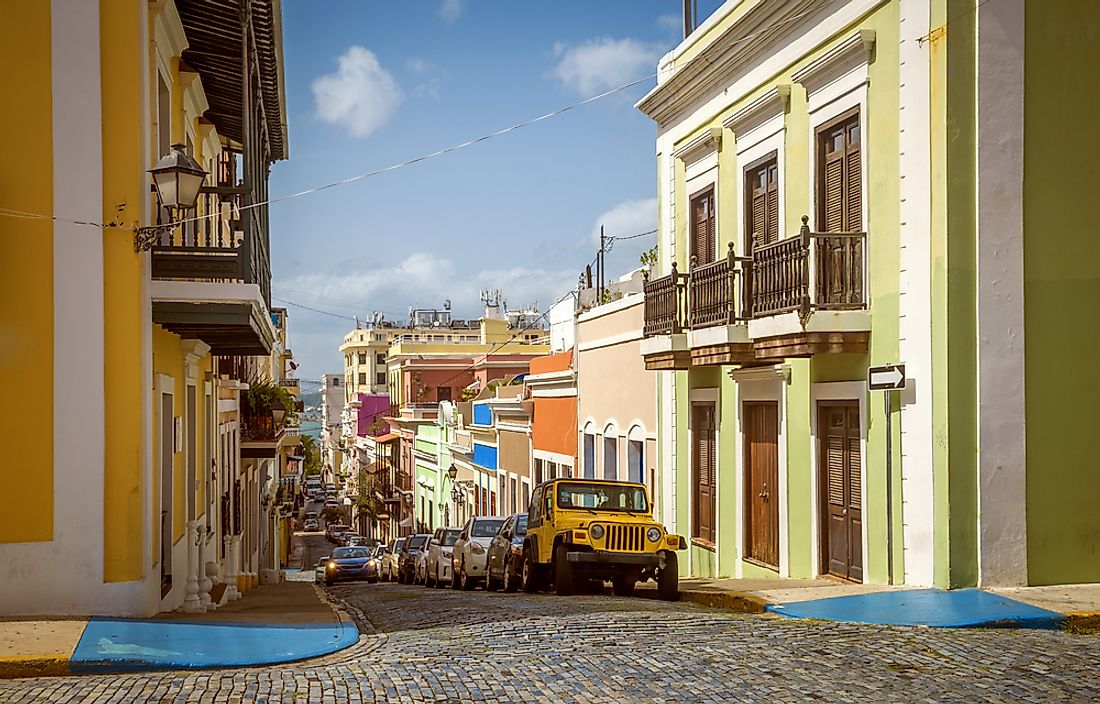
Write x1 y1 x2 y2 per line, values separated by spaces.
2 580 1099 703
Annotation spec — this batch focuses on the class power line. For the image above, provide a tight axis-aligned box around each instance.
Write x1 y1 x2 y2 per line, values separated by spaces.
272 297 358 321
0 6 822 230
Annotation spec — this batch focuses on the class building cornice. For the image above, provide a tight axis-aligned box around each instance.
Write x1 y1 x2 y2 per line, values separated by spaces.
791 29 876 96
723 85 791 135
671 127 722 164
635 0 824 126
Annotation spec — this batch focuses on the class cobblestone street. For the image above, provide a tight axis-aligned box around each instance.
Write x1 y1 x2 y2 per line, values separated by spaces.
3 581 1099 703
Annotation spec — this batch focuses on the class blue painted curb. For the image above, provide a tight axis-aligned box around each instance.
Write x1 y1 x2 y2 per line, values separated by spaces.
70 618 359 674
766 588 1066 630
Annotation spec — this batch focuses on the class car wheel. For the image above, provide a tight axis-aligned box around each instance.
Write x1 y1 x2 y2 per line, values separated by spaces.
460 563 475 591
612 577 636 597
657 552 679 602
486 567 500 592
554 545 575 597
521 548 540 593
325 577 333 587
426 568 435 589
503 558 518 593
451 562 462 590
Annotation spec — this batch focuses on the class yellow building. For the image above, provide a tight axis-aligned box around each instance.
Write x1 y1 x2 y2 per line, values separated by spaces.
0 0 289 616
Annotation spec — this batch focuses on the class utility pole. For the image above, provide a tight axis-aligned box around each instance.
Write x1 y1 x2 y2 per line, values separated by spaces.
598 226 606 302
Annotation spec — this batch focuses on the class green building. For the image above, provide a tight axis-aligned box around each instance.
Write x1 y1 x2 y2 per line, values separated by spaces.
637 0 1099 588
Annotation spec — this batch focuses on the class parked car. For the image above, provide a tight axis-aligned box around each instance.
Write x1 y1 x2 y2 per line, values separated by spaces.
326 523 349 543
303 518 320 532
414 536 433 585
521 478 684 600
341 532 363 546
323 546 378 585
380 538 405 581
345 534 372 547
324 499 339 510
451 516 507 590
397 534 431 584
424 527 462 588
486 513 527 592
314 556 330 584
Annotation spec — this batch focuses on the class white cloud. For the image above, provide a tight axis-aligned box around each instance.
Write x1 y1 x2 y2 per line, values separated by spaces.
406 57 430 74
656 13 682 37
590 197 658 244
311 46 403 138
549 37 662 95
438 0 463 24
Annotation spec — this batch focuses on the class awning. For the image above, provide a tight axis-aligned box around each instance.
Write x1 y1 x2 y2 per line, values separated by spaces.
373 433 399 443
398 516 412 528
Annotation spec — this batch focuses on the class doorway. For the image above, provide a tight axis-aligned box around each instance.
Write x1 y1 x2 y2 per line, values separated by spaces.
818 402 862 582
160 391 174 597
743 401 779 568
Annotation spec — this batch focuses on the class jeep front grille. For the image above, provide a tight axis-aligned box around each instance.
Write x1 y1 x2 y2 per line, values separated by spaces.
605 524 646 552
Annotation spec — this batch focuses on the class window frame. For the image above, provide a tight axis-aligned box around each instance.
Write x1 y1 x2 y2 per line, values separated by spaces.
743 150 780 251
688 185 717 267
814 105 863 234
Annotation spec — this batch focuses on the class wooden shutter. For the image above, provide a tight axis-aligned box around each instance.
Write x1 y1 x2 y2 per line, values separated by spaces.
746 156 779 248
692 402 716 543
817 110 861 233
691 188 715 265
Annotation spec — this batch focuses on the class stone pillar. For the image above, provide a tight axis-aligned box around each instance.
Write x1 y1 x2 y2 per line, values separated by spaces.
197 524 213 610
181 520 203 612
231 534 244 598
223 534 241 601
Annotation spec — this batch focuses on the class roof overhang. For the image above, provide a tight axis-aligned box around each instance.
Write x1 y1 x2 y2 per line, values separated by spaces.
152 280 274 355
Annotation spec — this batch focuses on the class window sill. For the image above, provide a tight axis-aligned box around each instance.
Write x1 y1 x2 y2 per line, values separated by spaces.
690 538 716 552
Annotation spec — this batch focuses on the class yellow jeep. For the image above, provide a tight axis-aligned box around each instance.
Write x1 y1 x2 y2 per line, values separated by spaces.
520 478 685 600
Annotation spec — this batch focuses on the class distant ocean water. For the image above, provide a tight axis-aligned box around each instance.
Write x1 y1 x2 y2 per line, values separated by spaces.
300 420 322 440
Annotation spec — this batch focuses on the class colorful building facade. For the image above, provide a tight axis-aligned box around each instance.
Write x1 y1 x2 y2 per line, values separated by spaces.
638 0 1100 588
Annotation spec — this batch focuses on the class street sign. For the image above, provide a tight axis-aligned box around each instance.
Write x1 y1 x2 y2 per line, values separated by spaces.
868 363 906 391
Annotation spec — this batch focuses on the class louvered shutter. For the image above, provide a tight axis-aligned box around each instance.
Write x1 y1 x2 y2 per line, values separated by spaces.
827 435 844 508
765 164 779 243
823 147 844 232
693 403 716 543
691 189 715 265
845 128 861 232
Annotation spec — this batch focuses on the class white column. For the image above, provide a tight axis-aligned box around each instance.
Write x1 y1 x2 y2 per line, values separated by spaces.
223 534 241 601
197 524 212 610
181 520 202 612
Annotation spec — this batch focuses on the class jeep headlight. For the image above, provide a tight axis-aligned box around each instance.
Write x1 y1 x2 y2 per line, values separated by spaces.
647 527 662 543
589 524 605 540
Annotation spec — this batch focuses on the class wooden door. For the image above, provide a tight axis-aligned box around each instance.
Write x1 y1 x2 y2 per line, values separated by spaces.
819 402 862 581
691 402 716 544
743 402 779 568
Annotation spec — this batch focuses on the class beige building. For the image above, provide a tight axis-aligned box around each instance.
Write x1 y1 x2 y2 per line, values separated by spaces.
576 291 658 507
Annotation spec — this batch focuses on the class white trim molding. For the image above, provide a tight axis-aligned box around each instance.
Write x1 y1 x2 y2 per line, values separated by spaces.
723 85 791 136
792 29 876 101
672 126 723 164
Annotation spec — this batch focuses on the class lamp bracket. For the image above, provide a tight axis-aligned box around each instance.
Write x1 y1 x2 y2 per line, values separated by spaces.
134 222 178 252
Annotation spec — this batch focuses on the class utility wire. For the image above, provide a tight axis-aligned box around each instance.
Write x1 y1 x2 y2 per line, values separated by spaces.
0 6 822 230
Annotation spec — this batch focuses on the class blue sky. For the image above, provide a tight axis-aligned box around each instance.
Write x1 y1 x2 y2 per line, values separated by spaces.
270 0 722 381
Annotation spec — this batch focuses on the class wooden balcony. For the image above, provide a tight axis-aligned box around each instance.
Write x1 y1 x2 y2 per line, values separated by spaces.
747 216 869 358
641 264 691 370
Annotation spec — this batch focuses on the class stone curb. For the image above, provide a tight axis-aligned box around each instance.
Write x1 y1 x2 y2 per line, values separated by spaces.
632 585 770 614
0 655 72 680
1066 612 1100 632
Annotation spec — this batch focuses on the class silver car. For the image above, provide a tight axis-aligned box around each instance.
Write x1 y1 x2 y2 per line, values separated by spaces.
314 556 330 584
424 527 462 588
451 516 507 590
380 538 405 581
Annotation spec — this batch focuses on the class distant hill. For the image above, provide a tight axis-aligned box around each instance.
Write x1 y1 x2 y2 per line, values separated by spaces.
299 388 322 409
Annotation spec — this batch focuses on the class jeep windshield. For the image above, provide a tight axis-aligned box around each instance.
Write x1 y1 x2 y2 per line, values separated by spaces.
556 482 649 513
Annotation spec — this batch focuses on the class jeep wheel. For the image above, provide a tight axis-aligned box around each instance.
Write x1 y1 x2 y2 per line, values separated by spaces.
657 552 679 601
612 577 636 597
521 548 540 593
554 545 575 597
503 558 518 593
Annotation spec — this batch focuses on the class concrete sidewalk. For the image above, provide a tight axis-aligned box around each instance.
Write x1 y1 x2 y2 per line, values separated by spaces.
0 582 358 679
640 576 1100 630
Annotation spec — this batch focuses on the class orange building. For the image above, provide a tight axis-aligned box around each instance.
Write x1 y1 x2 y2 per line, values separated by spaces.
527 350 577 482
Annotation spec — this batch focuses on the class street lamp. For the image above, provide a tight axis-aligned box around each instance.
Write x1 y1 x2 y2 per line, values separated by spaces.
134 143 208 251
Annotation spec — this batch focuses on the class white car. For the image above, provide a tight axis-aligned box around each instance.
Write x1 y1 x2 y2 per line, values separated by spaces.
314 556 330 584
451 516 507 590
380 538 405 581
414 538 433 585
303 518 320 532
424 527 462 588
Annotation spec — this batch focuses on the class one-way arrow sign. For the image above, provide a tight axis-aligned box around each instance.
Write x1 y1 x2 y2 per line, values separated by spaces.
868 363 906 391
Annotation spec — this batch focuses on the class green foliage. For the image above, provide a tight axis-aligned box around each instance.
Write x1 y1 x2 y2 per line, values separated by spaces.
243 375 296 418
321 507 342 524
300 435 322 476
639 245 658 270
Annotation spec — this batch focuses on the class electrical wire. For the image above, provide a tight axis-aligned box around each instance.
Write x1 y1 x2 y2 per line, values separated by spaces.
0 6 822 230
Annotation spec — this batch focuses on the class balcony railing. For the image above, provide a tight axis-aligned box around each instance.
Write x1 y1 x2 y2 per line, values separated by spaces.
642 216 867 337
749 216 866 319
150 190 271 309
642 262 688 336
241 413 283 442
689 243 749 329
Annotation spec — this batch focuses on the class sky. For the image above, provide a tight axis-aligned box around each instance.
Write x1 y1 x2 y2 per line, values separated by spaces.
270 0 724 382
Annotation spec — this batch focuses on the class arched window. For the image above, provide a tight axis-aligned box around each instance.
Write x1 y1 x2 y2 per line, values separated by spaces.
602 423 619 481
627 425 646 485
582 422 596 479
